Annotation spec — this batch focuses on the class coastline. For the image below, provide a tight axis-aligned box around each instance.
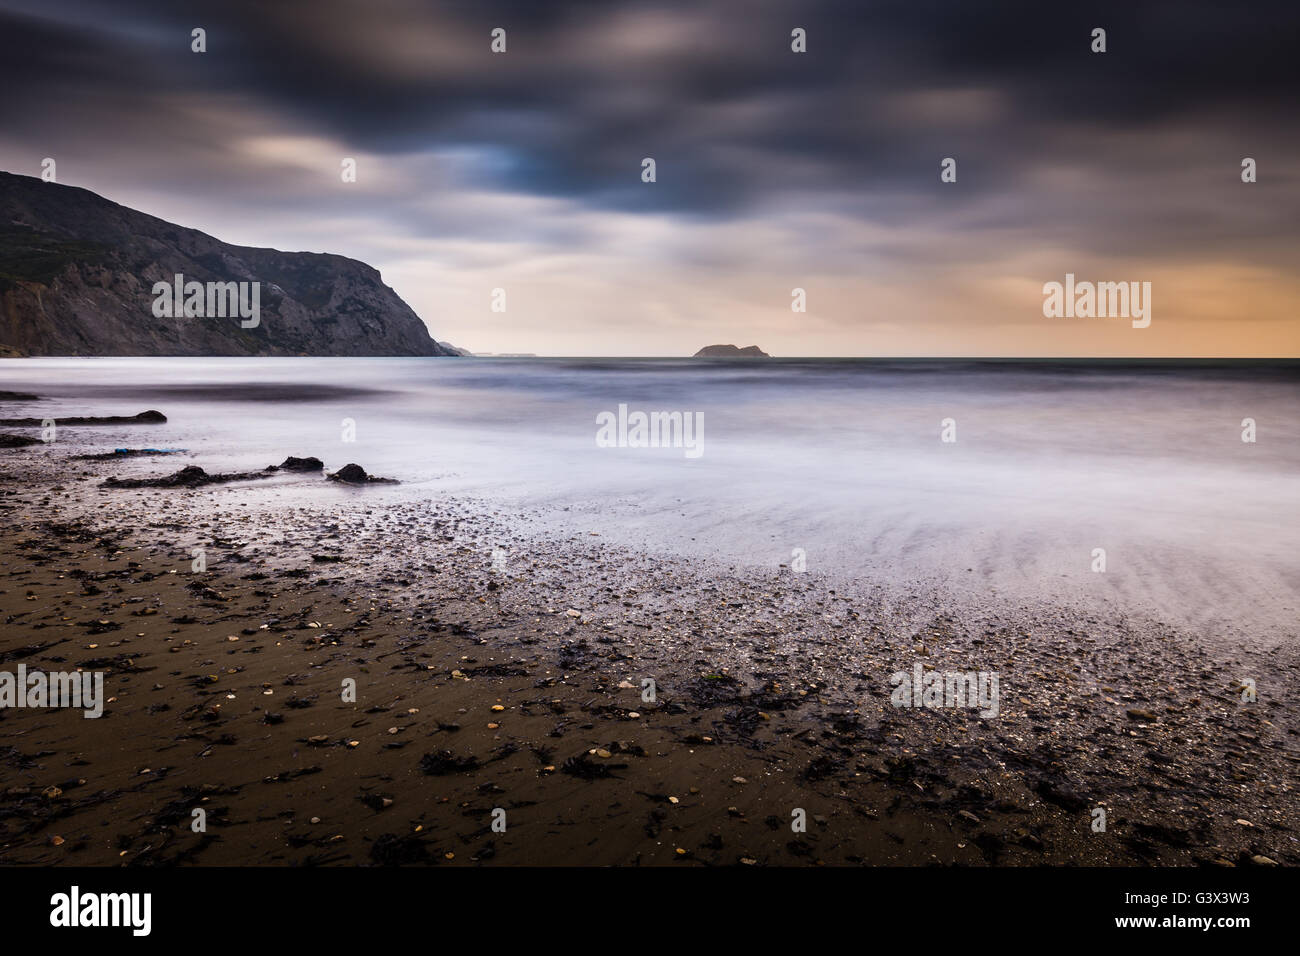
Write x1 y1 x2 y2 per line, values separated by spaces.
0 409 1296 867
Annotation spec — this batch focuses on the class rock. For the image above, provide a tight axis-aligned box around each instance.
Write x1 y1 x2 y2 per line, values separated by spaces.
103 465 272 488
1126 709 1158 721
0 409 166 426
0 433 41 448
330 463 368 483
1250 855 1278 866
274 456 324 471
328 462 398 484
693 344 770 358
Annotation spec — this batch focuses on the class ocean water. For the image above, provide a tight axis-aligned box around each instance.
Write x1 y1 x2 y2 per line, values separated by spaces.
2 357 1297 643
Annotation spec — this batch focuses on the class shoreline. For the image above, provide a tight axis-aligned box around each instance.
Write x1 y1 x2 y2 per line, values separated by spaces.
0 416 1296 866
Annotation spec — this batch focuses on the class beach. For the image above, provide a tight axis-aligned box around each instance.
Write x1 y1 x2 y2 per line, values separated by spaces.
0 359 1297 866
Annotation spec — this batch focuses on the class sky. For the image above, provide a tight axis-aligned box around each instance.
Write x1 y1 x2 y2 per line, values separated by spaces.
1 0 1297 357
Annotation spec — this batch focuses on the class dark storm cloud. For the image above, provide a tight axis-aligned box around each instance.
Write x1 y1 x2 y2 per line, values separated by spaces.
3 0 1297 218
1 0 1296 357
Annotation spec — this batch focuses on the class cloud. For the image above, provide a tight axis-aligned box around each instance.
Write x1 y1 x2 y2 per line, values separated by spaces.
0 0 1296 354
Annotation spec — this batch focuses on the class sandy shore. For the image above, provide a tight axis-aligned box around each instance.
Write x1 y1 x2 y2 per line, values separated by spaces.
1 408 1297 866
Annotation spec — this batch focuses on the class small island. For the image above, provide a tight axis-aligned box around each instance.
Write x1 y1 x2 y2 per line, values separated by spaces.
692 344 770 358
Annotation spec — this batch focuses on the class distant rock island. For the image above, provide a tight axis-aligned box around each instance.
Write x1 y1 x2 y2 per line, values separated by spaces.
693 344 770 358
0 171 457 357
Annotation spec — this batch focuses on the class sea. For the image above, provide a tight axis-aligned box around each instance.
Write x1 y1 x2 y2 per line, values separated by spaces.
2 357 1296 645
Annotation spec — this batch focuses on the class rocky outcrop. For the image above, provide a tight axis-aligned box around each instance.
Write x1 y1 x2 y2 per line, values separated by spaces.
0 172 455 357
693 344 770 357
0 409 165 426
328 462 398 484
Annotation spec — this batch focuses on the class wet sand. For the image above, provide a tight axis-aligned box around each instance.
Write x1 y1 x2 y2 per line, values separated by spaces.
0 409 1297 867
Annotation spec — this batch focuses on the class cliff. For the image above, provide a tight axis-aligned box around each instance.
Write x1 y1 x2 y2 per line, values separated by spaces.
0 172 454 356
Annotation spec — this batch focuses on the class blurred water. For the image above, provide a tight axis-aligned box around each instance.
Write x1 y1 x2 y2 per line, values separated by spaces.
2 357 1296 642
